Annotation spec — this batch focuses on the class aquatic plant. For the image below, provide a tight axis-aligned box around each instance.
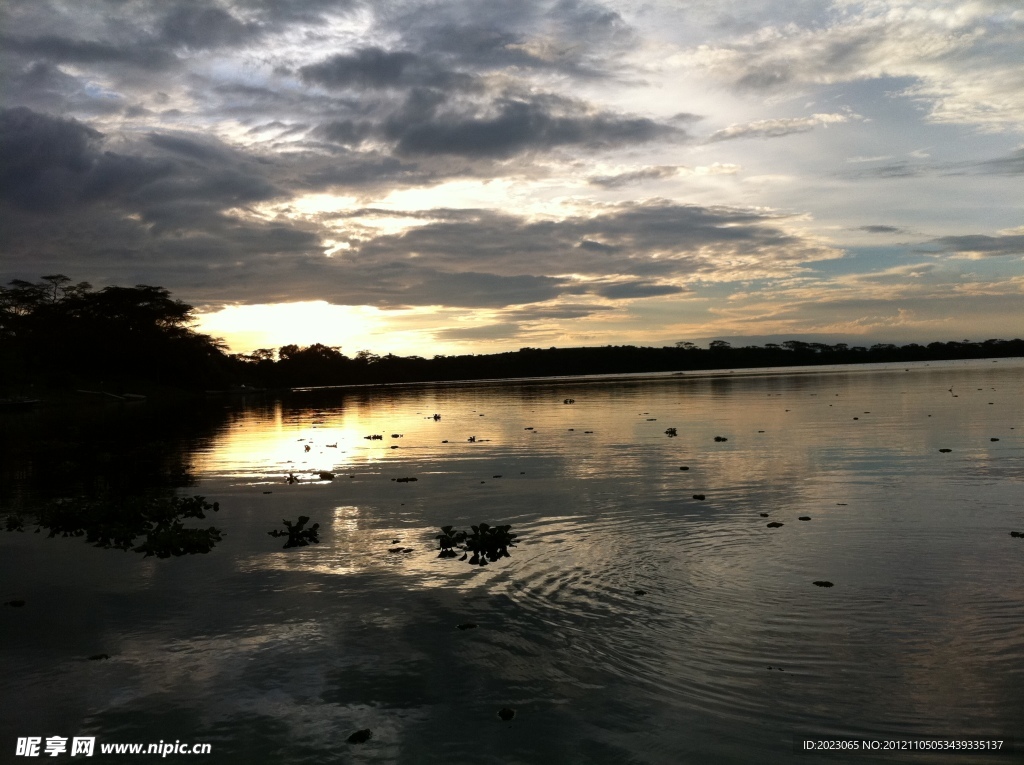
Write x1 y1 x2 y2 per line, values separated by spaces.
436 523 518 565
665 428 677 436
15 494 223 558
268 516 320 548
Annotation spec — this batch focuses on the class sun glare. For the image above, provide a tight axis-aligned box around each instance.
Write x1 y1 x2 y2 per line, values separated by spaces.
195 301 381 354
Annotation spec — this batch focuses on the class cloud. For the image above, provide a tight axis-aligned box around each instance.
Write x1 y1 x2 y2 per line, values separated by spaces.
588 166 682 187
929 234 1024 258
0 107 171 213
299 48 476 91
705 112 857 142
686 0 1024 130
159 5 263 50
594 281 686 299
385 95 680 158
858 225 906 234
1 33 178 71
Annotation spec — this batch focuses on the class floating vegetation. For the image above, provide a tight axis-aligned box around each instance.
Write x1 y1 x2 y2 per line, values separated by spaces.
759 513 769 517
436 523 518 565
497 708 516 721
391 433 402 438
798 516 811 521
268 516 320 549
665 428 678 437
88 653 110 661
318 471 335 480
467 436 477 442
364 435 383 440
393 477 418 483
347 729 372 744
813 581 834 587
563 399 575 404
457 623 478 630
9 495 223 558
939 448 952 453
5 599 25 607
714 436 728 442
432 414 441 420
692 494 706 500
1010 531 1022 538
5 514 25 532
679 466 689 471
767 522 784 528
634 589 647 596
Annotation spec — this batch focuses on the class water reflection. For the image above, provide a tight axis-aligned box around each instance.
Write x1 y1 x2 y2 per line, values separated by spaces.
2 360 1023 763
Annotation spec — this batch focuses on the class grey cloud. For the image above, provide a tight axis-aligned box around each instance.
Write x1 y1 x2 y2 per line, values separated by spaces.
0 107 170 213
576 239 621 252
595 281 686 299
858 225 905 234
588 166 681 188
433 322 525 341
2 33 177 70
977 149 1024 176
387 97 679 158
930 234 1024 257
507 303 615 321
160 6 262 49
299 48 475 91
705 113 853 142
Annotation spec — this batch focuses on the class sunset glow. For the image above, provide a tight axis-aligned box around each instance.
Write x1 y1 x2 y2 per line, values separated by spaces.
2 0 1022 355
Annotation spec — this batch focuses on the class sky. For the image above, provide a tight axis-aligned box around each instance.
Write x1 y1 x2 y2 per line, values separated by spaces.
2 0 1022 357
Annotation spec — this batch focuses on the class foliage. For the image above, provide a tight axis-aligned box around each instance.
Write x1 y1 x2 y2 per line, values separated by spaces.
8 494 223 558
268 516 320 548
436 523 518 565
0 274 231 390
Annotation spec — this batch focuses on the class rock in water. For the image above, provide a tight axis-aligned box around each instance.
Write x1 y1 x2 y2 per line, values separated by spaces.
798 516 811 521
767 522 784 528
497 708 516 721
347 729 372 744
692 494 706 500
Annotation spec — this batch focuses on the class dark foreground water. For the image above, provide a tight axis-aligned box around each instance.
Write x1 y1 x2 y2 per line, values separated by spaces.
2 359 1023 763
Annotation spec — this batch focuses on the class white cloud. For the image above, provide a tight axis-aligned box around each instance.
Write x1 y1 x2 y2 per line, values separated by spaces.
685 0 1024 131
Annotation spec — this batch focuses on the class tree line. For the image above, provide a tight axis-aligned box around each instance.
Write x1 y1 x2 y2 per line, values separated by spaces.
3 275 1023 393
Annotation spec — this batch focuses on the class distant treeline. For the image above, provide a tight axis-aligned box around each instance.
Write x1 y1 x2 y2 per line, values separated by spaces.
3 276 1023 393
237 337 1024 388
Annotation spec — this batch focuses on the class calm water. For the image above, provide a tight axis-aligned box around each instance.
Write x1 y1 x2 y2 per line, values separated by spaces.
2 359 1023 763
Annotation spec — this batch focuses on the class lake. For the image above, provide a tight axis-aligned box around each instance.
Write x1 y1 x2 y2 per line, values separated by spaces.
2 358 1022 763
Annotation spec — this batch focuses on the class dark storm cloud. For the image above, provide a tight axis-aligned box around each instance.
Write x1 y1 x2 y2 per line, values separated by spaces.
159 5 262 49
1 33 178 70
929 234 1024 257
0 108 171 213
386 97 679 158
387 0 635 78
299 48 476 91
